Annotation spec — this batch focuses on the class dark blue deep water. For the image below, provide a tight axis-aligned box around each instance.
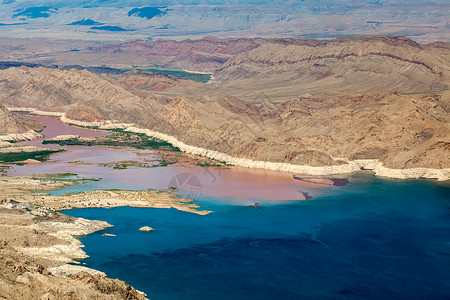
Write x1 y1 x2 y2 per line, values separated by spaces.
64 175 450 300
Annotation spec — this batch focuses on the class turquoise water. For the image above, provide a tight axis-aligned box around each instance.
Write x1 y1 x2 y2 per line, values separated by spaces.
120 68 212 83
64 175 450 299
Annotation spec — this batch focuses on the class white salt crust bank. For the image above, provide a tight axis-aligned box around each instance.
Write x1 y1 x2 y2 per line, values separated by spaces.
10 107 450 181
0 130 42 142
125 127 450 182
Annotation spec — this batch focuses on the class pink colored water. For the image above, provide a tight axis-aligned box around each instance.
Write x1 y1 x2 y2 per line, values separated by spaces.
19 115 110 146
9 115 326 202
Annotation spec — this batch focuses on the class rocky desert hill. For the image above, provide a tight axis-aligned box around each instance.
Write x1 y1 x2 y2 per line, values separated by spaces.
0 37 261 74
0 103 42 142
138 93 450 171
0 67 159 123
0 35 448 177
0 103 28 136
90 37 261 73
113 70 204 104
0 187 147 300
211 36 450 101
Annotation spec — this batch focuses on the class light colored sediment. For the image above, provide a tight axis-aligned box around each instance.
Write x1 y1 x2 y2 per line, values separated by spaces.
102 233 116 237
0 199 147 299
0 145 56 154
20 159 42 165
17 217 112 264
0 198 112 264
60 115 133 130
69 159 158 169
8 107 65 117
52 190 211 215
45 134 80 141
59 114 450 181
182 69 213 75
139 226 154 232
82 119 450 181
0 175 211 215
48 264 106 277
12 106 448 181
126 126 450 181
0 141 13 147
293 178 336 186
0 176 74 193
0 130 42 142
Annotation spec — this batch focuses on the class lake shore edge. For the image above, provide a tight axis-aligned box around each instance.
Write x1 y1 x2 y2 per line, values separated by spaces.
9 107 449 181
0 171 213 299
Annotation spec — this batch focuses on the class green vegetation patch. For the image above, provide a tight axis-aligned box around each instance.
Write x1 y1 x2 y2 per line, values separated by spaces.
196 161 226 167
121 68 212 83
11 111 34 115
35 173 101 184
33 173 78 179
193 156 233 167
43 129 181 152
146 69 211 83
154 159 178 167
0 165 11 173
0 149 63 163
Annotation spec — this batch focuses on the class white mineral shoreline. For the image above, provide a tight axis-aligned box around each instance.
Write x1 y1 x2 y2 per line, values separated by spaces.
10 107 450 181
0 130 42 142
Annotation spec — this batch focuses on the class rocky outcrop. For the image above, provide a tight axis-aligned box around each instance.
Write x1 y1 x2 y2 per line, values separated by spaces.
0 200 147 299
0 172 215 299
0 103 27 135
0 130 41 142
91 37 262 73
0 103 41 141
117 70 180 92
45 135 80 142
65 106 104 123
0 67 151 123
213 36 450 99
139 226 154 232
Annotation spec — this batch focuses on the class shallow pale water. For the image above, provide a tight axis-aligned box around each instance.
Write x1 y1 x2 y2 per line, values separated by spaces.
11 115 450 299
11 115 316 201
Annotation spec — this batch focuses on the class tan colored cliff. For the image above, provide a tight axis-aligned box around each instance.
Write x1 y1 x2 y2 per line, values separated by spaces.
1 36 449 179
211 36 450 101
0 103 41 141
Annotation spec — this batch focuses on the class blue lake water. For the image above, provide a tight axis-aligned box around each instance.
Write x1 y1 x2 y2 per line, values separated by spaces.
64 175 450 300
13 115 450 299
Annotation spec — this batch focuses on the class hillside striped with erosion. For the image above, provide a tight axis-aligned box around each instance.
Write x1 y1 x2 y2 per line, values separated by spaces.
0 35 449 180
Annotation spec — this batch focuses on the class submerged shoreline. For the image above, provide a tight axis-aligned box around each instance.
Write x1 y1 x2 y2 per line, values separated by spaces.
8 107 448 181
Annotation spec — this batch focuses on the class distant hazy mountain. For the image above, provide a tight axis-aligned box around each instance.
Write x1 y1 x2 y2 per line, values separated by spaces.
0 0 448 42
